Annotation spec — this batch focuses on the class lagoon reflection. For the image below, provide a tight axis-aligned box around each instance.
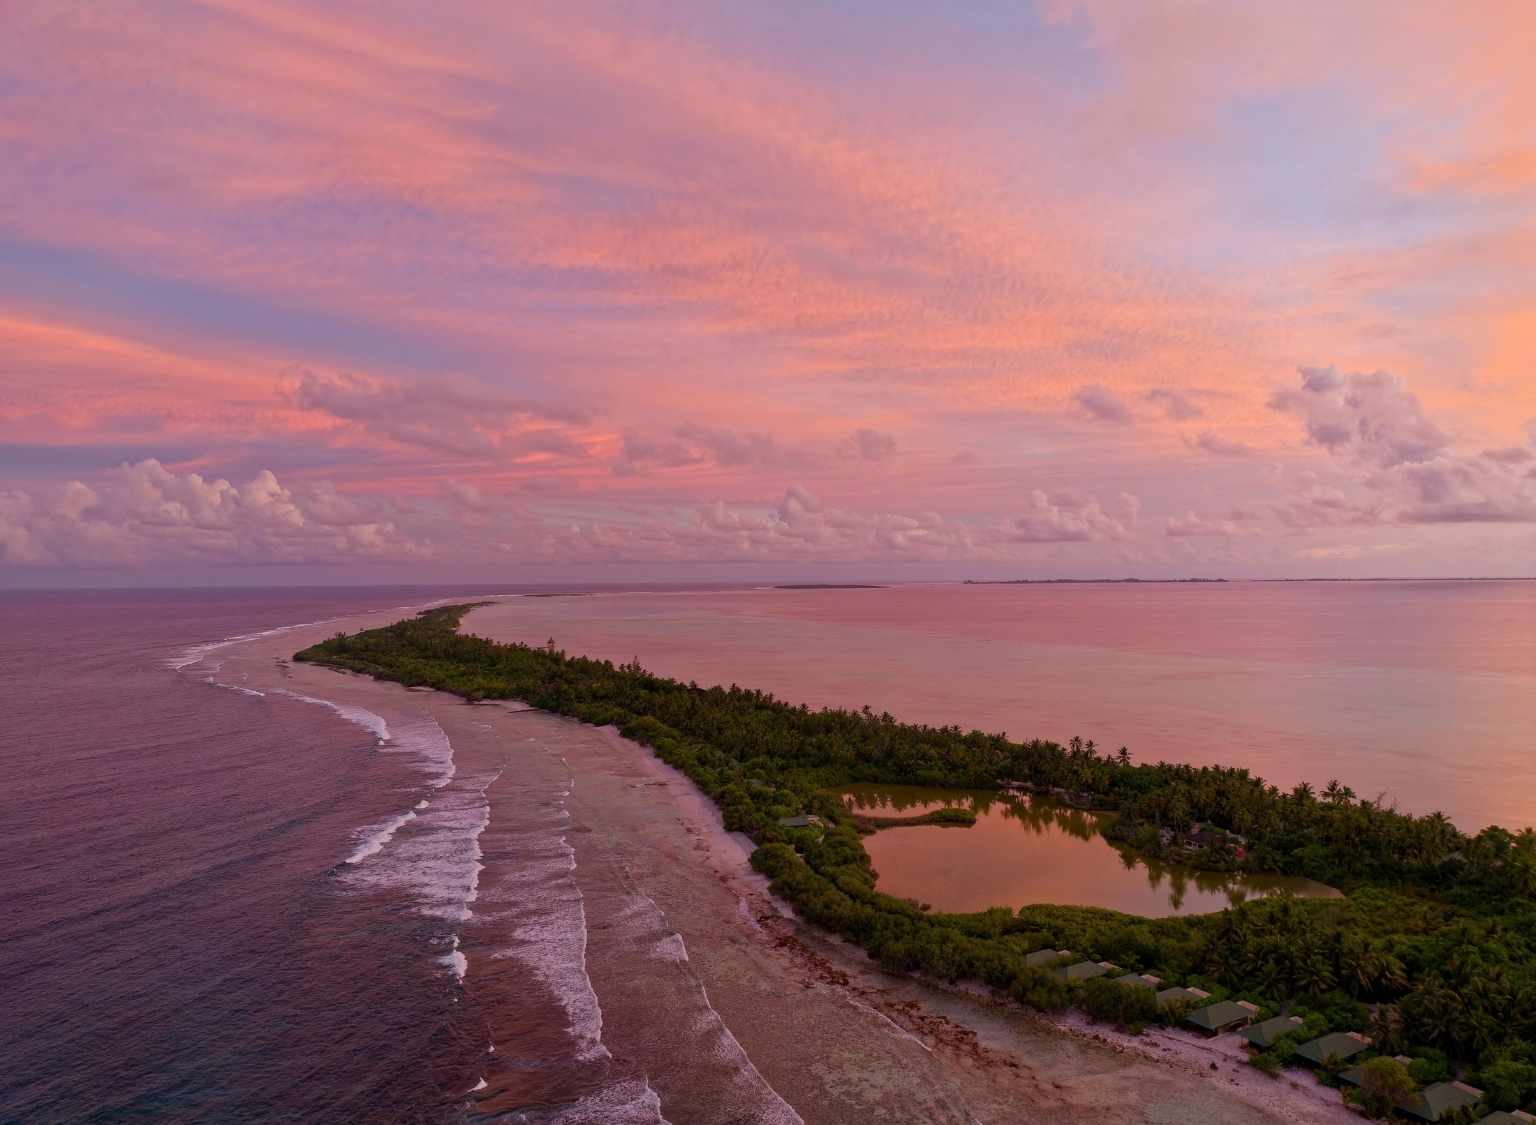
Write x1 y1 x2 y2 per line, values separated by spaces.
842 784 1340 917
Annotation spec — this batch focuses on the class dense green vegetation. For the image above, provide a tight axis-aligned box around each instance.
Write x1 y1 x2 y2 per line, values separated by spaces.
296 605 1536 1115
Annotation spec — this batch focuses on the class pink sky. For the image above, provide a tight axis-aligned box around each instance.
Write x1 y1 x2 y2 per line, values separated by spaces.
3 1 1535 583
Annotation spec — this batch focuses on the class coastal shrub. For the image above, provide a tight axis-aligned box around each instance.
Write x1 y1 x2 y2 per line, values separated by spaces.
1080 978 1158 1031
1249 1052 1283 1077
1478 1057 1536 1111
1356 1057 1415 1119
750 843 799 880
1009 967 1071 1012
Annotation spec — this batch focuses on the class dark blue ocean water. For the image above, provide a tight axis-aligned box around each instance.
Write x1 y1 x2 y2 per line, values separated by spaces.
0 588 516 1123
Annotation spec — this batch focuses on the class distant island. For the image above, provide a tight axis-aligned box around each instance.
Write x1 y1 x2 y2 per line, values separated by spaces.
964 577 1228 585
773 583 888 590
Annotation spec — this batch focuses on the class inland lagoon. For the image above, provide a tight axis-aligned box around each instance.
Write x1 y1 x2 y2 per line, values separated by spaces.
842 784 1341 917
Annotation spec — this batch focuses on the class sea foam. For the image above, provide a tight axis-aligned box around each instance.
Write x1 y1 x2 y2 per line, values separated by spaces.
346 810 417 864
540 1077 670 1125
167 618 339 671
274 690 391 743
486 796 610 1062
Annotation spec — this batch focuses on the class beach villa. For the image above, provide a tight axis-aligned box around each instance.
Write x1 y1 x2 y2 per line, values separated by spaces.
1155 985 1211 1010
776 815 824 829
1242 1014 1305 1050
1395 1080 1483 1122
1479 1112 1536 1124
1184 999 1259 1035
1112 972 1162 991
1339 1055 1413 1087
1055 960 1118 982
1294 1031 1371 1067
1025 948 1072 969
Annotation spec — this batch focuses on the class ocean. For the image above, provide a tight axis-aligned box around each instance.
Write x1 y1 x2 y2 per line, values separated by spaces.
0 588 507 1122
3 580 1533 1122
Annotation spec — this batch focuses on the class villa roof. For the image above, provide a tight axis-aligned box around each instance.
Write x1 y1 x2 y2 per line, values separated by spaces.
1396 1081 1483 1122
1155 986 1211 1009
1479 1112 1536 1125
1112 972 1162 990
1242 1014 1305 1049
1025 948 1072 968
1055 960 1118 982
777 815 824 829
1185 999 1259 1033
1294 1031 1371 1066
1340 1056 1413 1087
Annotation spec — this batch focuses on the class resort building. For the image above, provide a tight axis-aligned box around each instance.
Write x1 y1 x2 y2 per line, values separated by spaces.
1339 1056 1413 1087
776 815 825 829
1112 972 1162 991
1184 999 1259 1035
1242 1014 1305 1050
1294 1031 1371 1067
1155 985 1211 1010
1395 1080 1483 1122
1479 1112 1536 1124
1055 960 1118 982
1025 948 1073 969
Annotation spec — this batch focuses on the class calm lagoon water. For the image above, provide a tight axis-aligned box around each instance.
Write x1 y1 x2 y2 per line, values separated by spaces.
470 580 1536 832
841 784 1340 917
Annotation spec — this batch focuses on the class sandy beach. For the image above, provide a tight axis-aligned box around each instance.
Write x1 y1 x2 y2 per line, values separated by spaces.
212 601 1359 1124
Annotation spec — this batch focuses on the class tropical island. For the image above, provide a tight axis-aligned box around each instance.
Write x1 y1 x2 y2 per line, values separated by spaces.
963 578 1229 585
773 583 889 590
296 605 1536 1121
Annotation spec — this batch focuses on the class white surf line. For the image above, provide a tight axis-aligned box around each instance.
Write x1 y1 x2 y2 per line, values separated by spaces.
168 589 517 674
445 763 504 982
607 872 804 1125
841 995 933 1053
345 809 417 864
544 1076 671 1125
273 689 391 743
207 678 265 697
167 616 343 671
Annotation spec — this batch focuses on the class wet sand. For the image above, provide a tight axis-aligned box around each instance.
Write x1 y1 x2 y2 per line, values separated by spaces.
214 602 1357 1124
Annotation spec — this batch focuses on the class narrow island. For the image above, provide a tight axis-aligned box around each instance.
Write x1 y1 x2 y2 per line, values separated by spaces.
773 583 889 590
296 605 1536 1121
849 805 978 830
963 577 1229 585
